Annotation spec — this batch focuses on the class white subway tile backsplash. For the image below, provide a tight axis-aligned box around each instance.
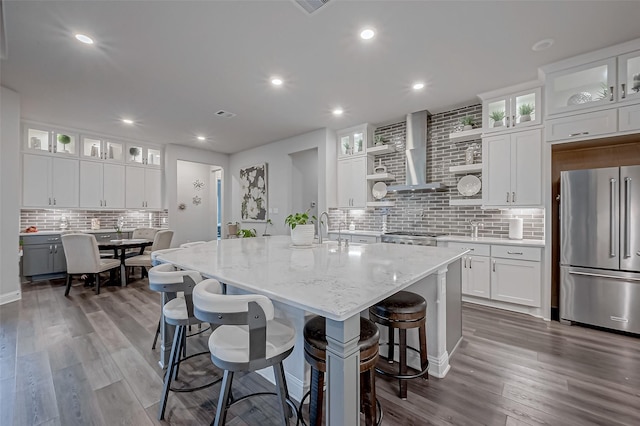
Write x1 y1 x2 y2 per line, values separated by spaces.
20 209 169 231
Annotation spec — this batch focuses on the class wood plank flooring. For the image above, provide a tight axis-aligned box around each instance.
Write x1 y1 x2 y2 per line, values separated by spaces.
0 277 638 425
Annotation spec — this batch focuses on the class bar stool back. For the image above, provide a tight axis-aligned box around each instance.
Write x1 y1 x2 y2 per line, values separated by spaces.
369 290 429 400
193 280 296 426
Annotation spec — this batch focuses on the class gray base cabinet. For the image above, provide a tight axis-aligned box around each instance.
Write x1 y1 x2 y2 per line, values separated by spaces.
22 234 66 277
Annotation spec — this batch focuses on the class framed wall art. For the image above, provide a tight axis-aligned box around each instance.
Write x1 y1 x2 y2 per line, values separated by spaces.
239 163 267 221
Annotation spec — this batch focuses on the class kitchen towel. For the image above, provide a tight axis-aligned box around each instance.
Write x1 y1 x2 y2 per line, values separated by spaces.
508 218 523 240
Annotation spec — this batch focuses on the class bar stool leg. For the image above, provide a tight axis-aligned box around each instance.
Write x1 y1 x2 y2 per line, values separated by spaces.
309 367 324 426
399 328 407 400
419 320 429 380
214 370 234 426
273 362 291 425
95 273 101 295
158 325 183 420
64 274 72 296
361 368 377 426
152 319 161 350
387 326 395 363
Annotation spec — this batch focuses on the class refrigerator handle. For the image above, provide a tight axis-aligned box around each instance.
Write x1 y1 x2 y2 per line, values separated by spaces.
625 177 631 258
610 178 616 258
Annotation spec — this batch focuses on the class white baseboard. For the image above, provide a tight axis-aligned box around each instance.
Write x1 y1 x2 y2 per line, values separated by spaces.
462 296 547 320
0 290 22 305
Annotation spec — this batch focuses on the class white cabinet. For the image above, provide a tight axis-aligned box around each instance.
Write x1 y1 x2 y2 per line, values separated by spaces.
491 258 541 307
126 143 162 167
23 124 78 157
480 85 541 133
463 255 491 298
81 136 124 162
545 109 617 143
125 166 161 209
22 153 79 207
337 124 373 158
619 103 640 132
80 161 125 208
336 157 370 208
618 50 640 104
483 128 542 207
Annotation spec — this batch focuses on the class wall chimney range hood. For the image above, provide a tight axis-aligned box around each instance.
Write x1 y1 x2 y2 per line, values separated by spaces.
386 110 444 193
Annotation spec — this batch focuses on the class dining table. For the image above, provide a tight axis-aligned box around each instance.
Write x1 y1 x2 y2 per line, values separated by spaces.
156 235 465 425
98 238 153 286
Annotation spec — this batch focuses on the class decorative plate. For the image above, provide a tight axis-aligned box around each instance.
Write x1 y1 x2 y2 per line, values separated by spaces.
372 182 388 200
566 92 592 106
457 175 481 196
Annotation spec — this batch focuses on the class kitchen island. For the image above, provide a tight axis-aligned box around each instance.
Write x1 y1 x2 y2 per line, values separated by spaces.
157 236 465 425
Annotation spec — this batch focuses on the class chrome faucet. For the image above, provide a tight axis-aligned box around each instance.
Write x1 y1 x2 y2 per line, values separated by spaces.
318 211 329 244
338 222 348 247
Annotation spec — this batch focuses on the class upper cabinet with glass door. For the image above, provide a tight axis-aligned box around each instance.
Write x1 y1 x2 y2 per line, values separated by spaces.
619 50 640 104
337 124 373 159
24 124 78 157
126 143 162 167
480 83 541 134
81 136 124 162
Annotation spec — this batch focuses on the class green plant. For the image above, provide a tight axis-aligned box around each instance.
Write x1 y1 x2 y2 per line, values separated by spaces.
342 141 350 152
237 228 257 238
129 147 140 157
57 134 71 145
374 135 385 144
459 116 476 126
489 110 505 122
596 82 609 100
263 218 273 236
518 103 534 116
285 209 318 230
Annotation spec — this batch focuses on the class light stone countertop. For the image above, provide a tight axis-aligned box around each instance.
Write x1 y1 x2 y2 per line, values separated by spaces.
157 235 466 321
437 235 546 248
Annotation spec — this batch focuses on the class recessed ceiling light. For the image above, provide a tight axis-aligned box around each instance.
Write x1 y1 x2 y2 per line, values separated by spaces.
74 34 94 45
122 118 134 125
332 108 344 116
271 77 283 86
532 38 554 52
197 136 206 141
412 82 425 90
360 28 375 40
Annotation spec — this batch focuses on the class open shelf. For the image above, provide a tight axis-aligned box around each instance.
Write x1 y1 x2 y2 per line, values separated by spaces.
448 128 483 142
449 163 482 174
366 173 395 181
366 201 395 207
449 199 483 206
367 145 396 155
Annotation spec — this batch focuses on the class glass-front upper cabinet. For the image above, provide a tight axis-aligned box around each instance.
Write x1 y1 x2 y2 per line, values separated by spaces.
126 143 161 167
483 87 541 133
337 124 372 158
24 124 78 156
81 136 124 162
545 57 616 116
618 50 640 104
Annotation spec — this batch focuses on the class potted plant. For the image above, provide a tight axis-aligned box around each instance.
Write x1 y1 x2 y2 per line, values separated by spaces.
518 104 534 122
489 110 505 127
459 116 476 131
373 135 385 146
129 146 140 161
57 134 71 152
227 221 239 237
342 141 351 155
285 210 317 246
237 228 257 238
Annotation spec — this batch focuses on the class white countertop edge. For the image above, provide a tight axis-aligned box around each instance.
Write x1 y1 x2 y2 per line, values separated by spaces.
326 230 382 237
437 235 545 247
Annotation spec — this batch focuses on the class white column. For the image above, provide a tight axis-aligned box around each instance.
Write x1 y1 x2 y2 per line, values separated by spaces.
430 267 451 377
325 314 360 426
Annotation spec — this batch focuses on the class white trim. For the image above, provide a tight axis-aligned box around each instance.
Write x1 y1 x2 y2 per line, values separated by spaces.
0 290 22 305
478 80 543 101
257 367 306 403
462 295 548 321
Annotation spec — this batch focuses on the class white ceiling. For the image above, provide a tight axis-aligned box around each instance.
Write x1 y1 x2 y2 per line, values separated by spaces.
2 1 640 154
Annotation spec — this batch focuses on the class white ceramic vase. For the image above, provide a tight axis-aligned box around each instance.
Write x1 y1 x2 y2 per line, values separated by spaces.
520 114 531 122
291 224 315 246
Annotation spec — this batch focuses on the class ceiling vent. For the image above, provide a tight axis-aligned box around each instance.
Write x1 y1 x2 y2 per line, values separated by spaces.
214 110 236 119
294 0 331 14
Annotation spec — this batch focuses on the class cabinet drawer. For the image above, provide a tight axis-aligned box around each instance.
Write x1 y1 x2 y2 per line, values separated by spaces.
22 234 62 245
351 235 378 244
447 242 490 257
545 109 617 142
491 245 541 262
619 103 640 132
327 233 350 242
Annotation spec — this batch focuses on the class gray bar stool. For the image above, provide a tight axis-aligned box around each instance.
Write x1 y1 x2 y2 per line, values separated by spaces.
369 290 429 400
193 280 297 426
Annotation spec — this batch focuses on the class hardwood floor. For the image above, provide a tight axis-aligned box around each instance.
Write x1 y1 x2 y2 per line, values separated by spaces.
1 277 639 425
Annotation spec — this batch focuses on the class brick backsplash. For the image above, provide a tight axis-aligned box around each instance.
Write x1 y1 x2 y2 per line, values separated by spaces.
330 104 545 240
20 209 169 231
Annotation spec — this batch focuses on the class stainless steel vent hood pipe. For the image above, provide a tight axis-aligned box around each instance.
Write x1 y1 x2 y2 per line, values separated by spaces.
387 110 444 192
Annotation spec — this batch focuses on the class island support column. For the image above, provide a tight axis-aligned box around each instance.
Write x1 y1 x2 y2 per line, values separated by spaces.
432 267 450 377
325 314 361 425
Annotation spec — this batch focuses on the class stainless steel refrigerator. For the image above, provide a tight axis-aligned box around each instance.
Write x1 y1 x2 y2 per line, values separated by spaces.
560 166 640 334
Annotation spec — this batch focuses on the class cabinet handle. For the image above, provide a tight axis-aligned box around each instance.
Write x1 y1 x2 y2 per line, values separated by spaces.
621 83 626 99
512 115 515 127
53 144 57 153
512 192 516 203
609 86 614 102
53 198 56 205
104 199 107 207
569 131 589 137
506 192 510 203
54 244 58 254
469 258 472 269
49 197 52 205
47 237 58 241
493 260 496 272
49 245 53 254
507 251 523 255
48 142 52 153
100 200 103 207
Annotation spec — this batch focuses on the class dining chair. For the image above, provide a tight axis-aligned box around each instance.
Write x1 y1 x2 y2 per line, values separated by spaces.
125 230 174 279
179 241 206 248
132 227 159 254
193 280 297 425
61 233 121 296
